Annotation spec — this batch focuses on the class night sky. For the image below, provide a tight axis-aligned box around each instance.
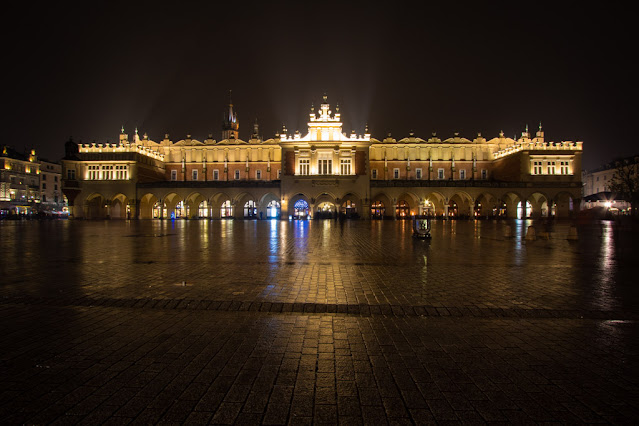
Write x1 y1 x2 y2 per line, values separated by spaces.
5 2 633 170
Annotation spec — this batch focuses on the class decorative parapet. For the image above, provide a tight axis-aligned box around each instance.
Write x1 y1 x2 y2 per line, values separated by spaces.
78 143 165 161
493 141 582 160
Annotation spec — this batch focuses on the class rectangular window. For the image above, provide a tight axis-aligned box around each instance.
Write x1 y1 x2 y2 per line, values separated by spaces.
560 161 569 175
438 168 445 179
547 161 556 175
299 159 310 175
256 170 262 180
54 176 58 182
481 169 487 179
371 169 378 179
54 184 57 190
340 159 351 175
42 174 47 181
67 169 75 180
459 169 466 179
277 170 282 179
393 168 400 179
42 183 46 189
213 169 219 180
318 159 332 175
234 169 240 180
532 161 542 175
192 169 198 181
171 170 177 181
415 168 422 180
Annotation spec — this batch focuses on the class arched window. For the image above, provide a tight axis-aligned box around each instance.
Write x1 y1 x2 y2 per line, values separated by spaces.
371 201 385 219
244 200 257 218
267 200 280 218
294 199 309 219
198 200 209 218
221 200 232 218
396 201 410 219
175 201 186 218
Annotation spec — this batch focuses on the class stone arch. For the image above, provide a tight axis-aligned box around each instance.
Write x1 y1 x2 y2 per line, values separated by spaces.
396 192 419 219
211 192 233 219
500 191 524 218
370 192 392 219
527 191 551 218
259 192 281 219
423 191 446 217
288 193 311 219
338 192 361 219
85 192 107 219
110 193 129 219
314 192 337 219
475 192 498 218
162 192 183 219
449 191 473 218
139 192 159 219
184 192 206 219
234 192 257 219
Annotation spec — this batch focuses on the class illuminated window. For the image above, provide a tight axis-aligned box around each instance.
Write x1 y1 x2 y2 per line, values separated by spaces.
171 170 177 181
221 200 232 217
532 161 542 175
318 158 332 175
372 169 378 179
340 159 351 175
213 169 219 180
393 168 400 179
560 161 569 175
415 168 422 179
438 169 445 179
547 161 556 174
192 169 198 180
299 159 310 175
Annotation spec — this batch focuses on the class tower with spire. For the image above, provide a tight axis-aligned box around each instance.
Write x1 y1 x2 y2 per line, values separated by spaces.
222 90 239 140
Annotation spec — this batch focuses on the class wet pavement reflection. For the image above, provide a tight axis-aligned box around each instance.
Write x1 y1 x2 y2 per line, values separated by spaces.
1 219 638 316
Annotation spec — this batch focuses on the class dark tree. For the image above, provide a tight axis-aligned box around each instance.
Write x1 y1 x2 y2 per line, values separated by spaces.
608 156 639 217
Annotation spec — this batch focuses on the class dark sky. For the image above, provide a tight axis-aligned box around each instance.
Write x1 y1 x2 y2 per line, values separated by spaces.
4 2 633 170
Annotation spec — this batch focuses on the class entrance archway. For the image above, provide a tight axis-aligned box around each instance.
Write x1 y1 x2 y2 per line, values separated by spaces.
244 200 257 218
340 199 358 218
316 202 336 219
221 200 233 218
370 201 385 219
294 199 309 219
266 200 281 218
396 200 410 219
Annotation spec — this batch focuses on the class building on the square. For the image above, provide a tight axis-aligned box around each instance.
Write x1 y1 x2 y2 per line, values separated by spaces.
582 155 637 214
39 160 66 215
1 146 41 216
61 96 583 220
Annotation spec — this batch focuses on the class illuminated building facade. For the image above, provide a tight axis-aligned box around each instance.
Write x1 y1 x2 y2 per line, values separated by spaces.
582 156 637 214
1 146 65 216
61 96 583 220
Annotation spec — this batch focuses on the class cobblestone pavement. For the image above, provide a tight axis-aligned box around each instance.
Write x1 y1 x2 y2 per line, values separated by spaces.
1 219 638 424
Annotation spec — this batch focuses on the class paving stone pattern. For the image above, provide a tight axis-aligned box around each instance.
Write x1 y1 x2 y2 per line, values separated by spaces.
1 219 638 424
